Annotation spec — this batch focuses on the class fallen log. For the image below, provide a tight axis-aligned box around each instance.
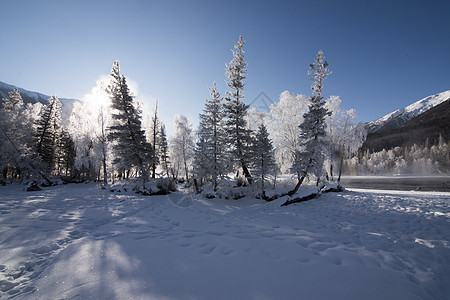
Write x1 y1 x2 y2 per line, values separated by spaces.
281 185 344 207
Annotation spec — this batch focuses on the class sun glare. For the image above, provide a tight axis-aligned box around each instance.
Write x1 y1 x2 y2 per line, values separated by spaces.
82 75 111 110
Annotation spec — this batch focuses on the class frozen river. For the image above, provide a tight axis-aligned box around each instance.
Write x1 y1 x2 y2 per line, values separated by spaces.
340 176 450 192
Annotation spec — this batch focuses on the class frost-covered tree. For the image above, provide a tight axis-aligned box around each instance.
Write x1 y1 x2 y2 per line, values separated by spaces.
193 82 227 191
98 108 110 185
268 91 309 173
246 107 266 133
147 101 161 178
0 88 29 178
107 61 153 184
223 36 253 183
2 88 23 111
35 94 62 173
1 89 23 176
56 128 76 176
324 96 367 182
251 123 277 194
68 77 112 183
158 124 170 178
290 50 331 193
170 115 194 182
1 89 47 181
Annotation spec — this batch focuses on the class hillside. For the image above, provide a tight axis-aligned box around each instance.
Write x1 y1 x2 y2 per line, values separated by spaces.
363 98 450 152
366 90 450 133
0 80 78 122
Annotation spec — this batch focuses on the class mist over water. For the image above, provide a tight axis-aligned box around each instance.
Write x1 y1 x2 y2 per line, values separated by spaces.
340 176 450 192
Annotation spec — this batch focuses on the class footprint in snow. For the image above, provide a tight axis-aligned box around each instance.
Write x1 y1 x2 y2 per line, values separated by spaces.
32 243 59 255
201 246 216 255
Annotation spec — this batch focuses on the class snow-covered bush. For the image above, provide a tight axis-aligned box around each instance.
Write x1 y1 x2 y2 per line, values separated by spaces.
156 177 177 194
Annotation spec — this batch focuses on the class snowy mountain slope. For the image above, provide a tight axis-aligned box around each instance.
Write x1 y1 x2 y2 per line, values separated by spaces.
363 98 450 152
0 80 79 122
367 90 450 133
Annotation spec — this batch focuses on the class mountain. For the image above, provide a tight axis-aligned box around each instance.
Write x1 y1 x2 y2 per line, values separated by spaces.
0 80 79 122
366 90 450 133
363 91 450 152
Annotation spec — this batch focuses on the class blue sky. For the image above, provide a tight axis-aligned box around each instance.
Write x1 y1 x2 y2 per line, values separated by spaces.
1 0 449 135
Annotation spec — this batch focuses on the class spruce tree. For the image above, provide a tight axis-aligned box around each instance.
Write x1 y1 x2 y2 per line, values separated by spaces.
290 50 331 194
251 123 277 194
194 82 227 191
223 36 253 183
2 88 24 111
158 124 170 177
107 61 153 184
35 94 62 173
56 129 76 176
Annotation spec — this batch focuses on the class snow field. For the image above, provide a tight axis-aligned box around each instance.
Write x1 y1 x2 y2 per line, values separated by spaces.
0 183 449 299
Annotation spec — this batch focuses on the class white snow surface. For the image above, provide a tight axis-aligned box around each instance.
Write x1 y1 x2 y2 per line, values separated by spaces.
368 90 450 132
0 183 449 299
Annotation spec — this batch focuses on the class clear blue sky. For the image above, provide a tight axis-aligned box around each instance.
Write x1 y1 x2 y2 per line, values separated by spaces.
1 0 449 135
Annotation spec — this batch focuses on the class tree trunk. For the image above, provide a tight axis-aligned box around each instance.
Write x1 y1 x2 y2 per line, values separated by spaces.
102 157 108 185
337 153 344 184
193 178 200 194
288 175 306 196
241 162 252 184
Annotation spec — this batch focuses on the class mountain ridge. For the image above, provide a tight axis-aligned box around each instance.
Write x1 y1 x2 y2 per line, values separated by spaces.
366 90 450 133
0 80 78 123
363 93 450 152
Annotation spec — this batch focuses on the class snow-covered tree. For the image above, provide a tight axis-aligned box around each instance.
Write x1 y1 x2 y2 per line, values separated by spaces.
0 89 52 182
291 50 331 193
56 128 76 176
193 82 227 191
223 36 253 183
97 107 110 185
35 94 62 173
251 123 277 194
325 96 367 182
68 77 112 183
107 61 153 184
2 88 23 111
246 107 266 133
170 115 194 182
268 91 309 173
158 124 170 177
0 88 33 179
147 101 161 178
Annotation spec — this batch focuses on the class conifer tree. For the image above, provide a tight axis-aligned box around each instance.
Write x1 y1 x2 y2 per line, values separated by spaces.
56 129 76 176
290 50 331 194
194 82 227 191
2 88 23 111
223 36 253 183
158 124 170 177
251 123 277 194
107 61 153 184
35 94 62 173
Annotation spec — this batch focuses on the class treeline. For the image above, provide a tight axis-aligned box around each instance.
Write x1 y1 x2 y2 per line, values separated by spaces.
1 36 367 195
344 136 450 175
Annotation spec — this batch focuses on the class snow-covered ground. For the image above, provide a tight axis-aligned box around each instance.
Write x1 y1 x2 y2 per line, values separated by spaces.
0 183 449 299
